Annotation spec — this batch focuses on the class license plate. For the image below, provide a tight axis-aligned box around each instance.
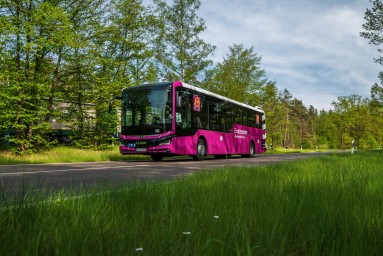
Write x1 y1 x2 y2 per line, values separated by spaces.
136 148 147 152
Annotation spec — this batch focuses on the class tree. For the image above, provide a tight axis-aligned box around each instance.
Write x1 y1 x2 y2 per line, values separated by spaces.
308 105 318 147
316 110 337 149
0 0 74 152
88 0 156 147
97 0 156 86
206 44 268 106
331 95 373 149
259 81 284 149
57 0 107 148
290 99 310 148
371 75 383 107
280 89 293 148
153 0 215 83
361 0 383 107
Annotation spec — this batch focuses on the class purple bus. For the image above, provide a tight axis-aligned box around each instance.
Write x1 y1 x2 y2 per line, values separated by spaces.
118 81 266 161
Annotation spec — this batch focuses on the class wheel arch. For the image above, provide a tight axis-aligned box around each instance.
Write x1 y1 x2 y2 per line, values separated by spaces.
198 135 207 150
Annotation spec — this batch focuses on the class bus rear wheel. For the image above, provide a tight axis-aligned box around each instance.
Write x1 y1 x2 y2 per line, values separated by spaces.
242 142 255 158
194 139 206 161
151 155 164 161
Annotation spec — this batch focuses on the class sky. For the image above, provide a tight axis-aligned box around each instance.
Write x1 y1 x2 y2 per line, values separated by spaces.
195 0 380 110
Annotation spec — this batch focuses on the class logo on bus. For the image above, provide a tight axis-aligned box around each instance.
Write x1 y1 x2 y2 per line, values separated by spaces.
234 128 248 135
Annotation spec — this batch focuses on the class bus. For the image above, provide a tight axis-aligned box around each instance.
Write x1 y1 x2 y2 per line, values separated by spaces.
116 81 266 161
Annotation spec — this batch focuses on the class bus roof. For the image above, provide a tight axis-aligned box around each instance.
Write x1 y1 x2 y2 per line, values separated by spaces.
123 81 265 114
122 82 173 92
178 81 264 114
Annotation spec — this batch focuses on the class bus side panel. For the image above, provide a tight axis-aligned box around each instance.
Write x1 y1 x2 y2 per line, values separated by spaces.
254 129 266 154
204 127 252 155
169 136 196 155
169 128 266 156
201 126 254 155
170 130 233 155
206 131 232 155
255 130 261 154
232 125 255 155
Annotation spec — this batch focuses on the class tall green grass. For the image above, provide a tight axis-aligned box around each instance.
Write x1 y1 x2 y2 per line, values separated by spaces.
0 146 149 164
1 152 382 255
0 145 336 165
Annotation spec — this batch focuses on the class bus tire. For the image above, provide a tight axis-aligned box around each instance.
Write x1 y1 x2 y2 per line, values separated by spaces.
151 155 164 161
242 142 255 158
249 142 255 157
195 138 207 161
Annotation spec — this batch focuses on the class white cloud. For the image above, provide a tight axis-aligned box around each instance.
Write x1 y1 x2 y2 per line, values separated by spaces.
198 0 380 110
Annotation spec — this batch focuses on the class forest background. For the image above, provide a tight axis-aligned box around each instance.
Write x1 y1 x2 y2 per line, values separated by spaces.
1 0 383 153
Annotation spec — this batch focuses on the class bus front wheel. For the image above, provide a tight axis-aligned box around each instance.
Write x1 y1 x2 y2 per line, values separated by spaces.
194 139 206 161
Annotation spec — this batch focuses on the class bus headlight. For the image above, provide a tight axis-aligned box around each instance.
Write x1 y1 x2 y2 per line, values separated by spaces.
159 138 172 145
120 140 136 148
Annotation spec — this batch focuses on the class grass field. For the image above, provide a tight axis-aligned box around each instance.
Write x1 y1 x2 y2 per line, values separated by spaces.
0 145 331 165
1 151 382 255
0 146 149 164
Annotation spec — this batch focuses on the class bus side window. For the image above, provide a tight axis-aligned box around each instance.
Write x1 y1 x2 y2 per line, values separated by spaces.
176 90 192 129
255 113 260 129
209 98 225 131
225 105 233 132
243 109 248 126
234 109 242 125
247 110 256 127
192 93 208 130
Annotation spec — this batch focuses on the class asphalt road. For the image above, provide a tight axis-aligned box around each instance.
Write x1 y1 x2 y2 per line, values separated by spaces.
0 153 325 197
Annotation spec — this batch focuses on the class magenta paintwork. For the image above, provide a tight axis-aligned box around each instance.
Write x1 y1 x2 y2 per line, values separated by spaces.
120 124 266 156
119 81 266 157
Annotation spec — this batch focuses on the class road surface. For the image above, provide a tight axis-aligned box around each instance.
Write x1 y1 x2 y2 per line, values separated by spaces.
0 153 325 197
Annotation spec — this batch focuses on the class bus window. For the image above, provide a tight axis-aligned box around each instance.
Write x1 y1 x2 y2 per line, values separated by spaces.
192 93 208 130
243 108 248 126
248 111 256 127
176 89 192 131
209 97 224 131
256 112 261 129
224 105 233 132
234 108 242 125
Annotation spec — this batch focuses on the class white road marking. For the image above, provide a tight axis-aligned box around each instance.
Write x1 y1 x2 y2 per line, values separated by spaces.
0 165 151 176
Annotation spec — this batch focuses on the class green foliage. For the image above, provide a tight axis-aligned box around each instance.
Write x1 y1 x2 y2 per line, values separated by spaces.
0 146 132 164
0 0 154 151
359 0 383 148
205 44 267 105
260 82 284 148
0 0 74 152
153 0 216 82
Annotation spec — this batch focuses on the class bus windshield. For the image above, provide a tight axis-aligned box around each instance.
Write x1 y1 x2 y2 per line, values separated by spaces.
121 84 173 136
